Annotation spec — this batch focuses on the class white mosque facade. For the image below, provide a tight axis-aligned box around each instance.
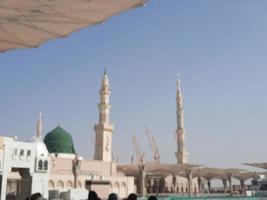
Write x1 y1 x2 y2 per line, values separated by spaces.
0 136 50 200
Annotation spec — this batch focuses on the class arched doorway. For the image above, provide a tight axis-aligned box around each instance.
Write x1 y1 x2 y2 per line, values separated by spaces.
121 182 127 197
113 182 120 195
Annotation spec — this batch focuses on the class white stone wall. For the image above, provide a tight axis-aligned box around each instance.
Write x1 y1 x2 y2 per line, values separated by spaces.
32 172 49 197
109 176 135 198
0 137 50 199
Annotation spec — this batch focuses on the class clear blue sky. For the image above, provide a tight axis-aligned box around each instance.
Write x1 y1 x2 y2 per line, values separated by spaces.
0 0 266 169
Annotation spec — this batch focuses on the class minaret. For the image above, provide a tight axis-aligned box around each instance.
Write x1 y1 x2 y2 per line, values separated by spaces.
94 70 114 162
36 112 43 140
175 74 188 164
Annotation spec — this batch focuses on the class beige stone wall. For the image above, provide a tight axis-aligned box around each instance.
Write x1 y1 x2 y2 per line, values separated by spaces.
50 157 116 177
48 156 135 198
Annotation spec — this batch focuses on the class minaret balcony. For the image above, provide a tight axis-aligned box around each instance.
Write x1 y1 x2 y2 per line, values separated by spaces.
94 123 114 132
98 104 111 110
99 90 111 95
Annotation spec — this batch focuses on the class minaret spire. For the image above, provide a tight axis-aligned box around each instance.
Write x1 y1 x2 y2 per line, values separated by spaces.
36 112 43 140
175 74 188 164
94 70 114 162
99 69 111 124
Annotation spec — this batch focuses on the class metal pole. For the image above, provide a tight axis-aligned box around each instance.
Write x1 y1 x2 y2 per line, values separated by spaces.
227 171 233 196
222 179 227 193
74 173 77 189
139 164 146 197
197 177 201 194
186 169 193 197
72 156 81 189
240 180 245 195
207 179 211 193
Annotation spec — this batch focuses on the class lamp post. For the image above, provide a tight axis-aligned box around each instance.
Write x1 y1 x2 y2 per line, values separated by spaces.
197 177 202 194
172 175 177 193
72 155 82 189
185 169 193 197
227 169 233 196
138 163 146 197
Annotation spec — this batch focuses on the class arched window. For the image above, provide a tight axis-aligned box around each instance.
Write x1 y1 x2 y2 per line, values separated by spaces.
57 180 64 189
38 160 43 170
66 180 73 189
19 150 24 160
49 180 55 189
43 160 48 170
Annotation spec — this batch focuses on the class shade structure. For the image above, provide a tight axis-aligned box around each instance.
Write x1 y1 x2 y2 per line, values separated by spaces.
233 171 257 181
194 167 228 179
243 162 267 170
117 162 201 177
193 167 244 180
0 0 146 52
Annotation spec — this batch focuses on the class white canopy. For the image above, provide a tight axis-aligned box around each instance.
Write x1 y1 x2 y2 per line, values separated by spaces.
244 162 267 170
0 0 146 52
117 162 201 177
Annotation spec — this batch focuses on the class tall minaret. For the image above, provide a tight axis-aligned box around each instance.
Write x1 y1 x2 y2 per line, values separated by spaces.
175 74 188 164
94 70 114 162
36 112 43 140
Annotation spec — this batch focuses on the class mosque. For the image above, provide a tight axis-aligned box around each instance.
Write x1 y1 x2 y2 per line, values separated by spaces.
0 72 135 200
0 72 202 200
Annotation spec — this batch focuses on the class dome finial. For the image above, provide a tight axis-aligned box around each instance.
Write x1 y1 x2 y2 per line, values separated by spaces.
177 73 181 91
101 69 109 88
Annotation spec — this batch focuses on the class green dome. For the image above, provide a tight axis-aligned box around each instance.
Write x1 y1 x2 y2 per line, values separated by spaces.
44 126 76 154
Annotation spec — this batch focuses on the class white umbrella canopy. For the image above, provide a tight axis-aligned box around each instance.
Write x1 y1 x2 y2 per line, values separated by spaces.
117 162 201 177
0 0 146 52
243 162 267 170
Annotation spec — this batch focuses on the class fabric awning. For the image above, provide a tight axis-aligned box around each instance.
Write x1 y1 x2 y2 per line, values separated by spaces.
0 0 146 52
